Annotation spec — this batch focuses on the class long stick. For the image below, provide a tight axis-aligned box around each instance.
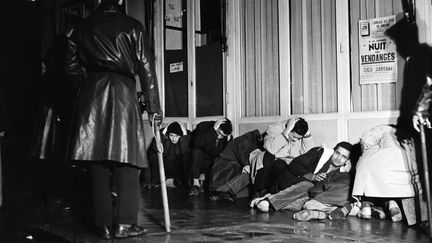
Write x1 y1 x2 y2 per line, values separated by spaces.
419 124 432 237
153 121 171 232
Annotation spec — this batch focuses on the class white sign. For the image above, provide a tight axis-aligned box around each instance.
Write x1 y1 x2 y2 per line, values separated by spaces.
169 62 183 73
359 15 397 85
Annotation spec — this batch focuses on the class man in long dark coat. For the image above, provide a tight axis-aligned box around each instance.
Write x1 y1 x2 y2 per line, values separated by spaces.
64 0 162 239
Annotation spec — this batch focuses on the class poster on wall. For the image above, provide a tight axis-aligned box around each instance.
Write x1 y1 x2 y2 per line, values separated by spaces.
359 15 397 85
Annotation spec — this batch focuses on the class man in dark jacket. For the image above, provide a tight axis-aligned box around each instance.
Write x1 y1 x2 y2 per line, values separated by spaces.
64 0 162 239
208 129 262 201
251 142 352 214
147 122 191 189
189 118 232 196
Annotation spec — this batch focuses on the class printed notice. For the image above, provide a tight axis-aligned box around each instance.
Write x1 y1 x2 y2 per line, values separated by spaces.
359 15 397 84
169 62 183 73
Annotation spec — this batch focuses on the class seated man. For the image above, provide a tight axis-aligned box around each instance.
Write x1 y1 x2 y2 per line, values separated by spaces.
208 129 262 201
291 141 354 221
351 124 424 223
251 142 352 215
189 118 232 196
147 122 191 189
250 117 313 198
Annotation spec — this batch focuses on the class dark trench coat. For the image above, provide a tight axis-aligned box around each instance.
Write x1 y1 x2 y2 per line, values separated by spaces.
65 5 161 168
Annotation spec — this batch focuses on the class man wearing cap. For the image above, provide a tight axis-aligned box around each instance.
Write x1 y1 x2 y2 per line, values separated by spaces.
147 122 191 189
189 118 232 196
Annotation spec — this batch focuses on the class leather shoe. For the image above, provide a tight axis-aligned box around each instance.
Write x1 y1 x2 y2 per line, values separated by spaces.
114 224 149 238
95 225 112 240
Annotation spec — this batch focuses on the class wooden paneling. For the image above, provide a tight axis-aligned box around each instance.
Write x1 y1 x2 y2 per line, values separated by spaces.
350 0 403 112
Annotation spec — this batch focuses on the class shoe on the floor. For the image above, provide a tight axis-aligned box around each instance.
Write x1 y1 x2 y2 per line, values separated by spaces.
257 200 270 212
95 225 112 240
357 201 372 219
114 224 149 238
189 186 200 196
358 206 371 219
388 200 402 222
348 202 361 216
329 204 352 220
249 193 271 208
371 206 386 219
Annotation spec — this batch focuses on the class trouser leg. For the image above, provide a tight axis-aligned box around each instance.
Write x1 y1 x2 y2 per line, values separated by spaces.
253 152 276 193
227 172 250 195
90 162 113 226
115 164 140 225
268 181 314 211
191 149 213 179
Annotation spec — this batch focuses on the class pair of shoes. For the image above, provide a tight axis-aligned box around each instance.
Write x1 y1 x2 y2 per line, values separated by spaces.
293 210 328 221
357 203 386 219
189 186 200 196
388 200 402 222
95 225 112 240
114 224 149 238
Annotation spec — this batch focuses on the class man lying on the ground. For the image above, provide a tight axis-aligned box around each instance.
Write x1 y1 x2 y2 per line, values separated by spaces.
250 142 352 215
293 142 356 221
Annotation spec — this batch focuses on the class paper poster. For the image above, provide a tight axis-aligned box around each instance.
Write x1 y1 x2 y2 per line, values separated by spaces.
359 15 397 84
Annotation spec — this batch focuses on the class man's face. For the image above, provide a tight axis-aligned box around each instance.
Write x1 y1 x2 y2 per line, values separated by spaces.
169 133 181 144
288 131 303 143
330 146 350 167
